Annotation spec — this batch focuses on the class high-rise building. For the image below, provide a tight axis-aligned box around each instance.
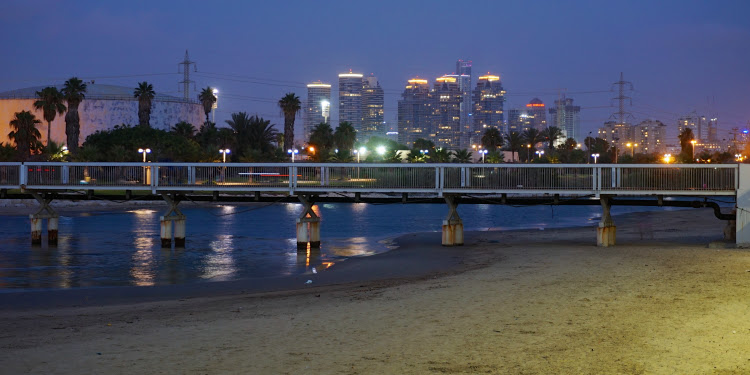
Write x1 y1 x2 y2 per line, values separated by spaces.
632 119 667 154
525 98 547 131
338 71 363 135
432 75 463 149
678 112 708 141
598 121 632 152
360 74 384 141
452 60 473 148
305 81 331 141
549 97 581 142
471 73 505 143
397 78 431 147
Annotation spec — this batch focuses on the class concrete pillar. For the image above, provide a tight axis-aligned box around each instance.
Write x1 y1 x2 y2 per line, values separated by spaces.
737 165 750 245
160 217 173 248
48 217 59 245
597 196 616 247
296 219 309 250
309 221 321 248
442 195 464 246
174 219 186 247
30 216 42 245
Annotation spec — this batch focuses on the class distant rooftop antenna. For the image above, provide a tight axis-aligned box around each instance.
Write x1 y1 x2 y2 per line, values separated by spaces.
178 50 197 100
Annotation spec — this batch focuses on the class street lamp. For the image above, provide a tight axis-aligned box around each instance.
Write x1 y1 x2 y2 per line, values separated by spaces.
690 139 697 160
287 148 299 162
356 147 366 163
138 148 151 162
526 144 532 162
479 149 488 163
592 153 600 164
535 150 545 160
376 145 386 156
211 88 219 123
219 148 230 163
321 100 330 124
420 149 429 160
663 154 671 163
626 142 637 158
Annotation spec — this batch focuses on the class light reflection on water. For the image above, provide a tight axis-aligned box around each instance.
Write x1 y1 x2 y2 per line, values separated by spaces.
0 203 677 290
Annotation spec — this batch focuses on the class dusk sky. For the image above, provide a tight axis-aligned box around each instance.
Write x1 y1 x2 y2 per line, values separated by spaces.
1 0 749 143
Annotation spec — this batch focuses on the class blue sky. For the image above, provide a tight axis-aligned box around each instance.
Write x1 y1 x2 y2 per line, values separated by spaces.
1 0 748 142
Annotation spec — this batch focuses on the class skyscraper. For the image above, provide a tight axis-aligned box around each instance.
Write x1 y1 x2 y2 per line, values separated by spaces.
338 71 363 136
397 78 431 147
451 59 473 148
525 98 547 130
361 74 384 141
471 73 505 143
549 97 581 142
305 81 331 141
632 119 667 154
678 112 708 141
432 75 463 149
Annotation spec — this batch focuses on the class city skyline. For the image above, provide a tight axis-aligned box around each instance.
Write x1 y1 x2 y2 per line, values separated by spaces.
1 0 748 146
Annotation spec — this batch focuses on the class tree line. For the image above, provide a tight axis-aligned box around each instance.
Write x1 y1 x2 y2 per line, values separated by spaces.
0 78 737 164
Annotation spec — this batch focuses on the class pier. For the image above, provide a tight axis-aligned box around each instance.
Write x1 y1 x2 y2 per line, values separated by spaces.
0 162 744 247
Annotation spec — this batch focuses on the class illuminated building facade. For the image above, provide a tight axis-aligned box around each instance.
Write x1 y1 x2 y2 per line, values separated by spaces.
525 98 547 130
338 71 363 135
305 81 331 141
360 74 384 141
549 97 581 142
678 112 708 141
397 78 431 147
632 119 666 154
432 75 463 149
447 59 472 148
598 121 632 153
471 74 505 143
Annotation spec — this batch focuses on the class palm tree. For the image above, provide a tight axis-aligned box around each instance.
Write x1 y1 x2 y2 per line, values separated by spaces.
432 148 451 163
134 81 156 127
33 87 66 147
333 121 357 152
278 93 301 151
226 112 254 156
198 87 217 124
309 123 334 161
62 77 87 154
246 116 278 154
542 126 564 150
452 149 473 163
522 128 545 149
504 131 523 162
679 128 695 161
481 128 503 151
172 121 196 139
8 110 43 161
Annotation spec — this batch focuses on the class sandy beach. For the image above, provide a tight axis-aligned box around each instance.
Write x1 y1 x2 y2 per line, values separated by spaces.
1 207 749 374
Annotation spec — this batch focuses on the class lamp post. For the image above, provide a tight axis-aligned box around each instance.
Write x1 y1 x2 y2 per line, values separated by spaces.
592 153 600 164
211 89 219 123
479 149 488 163
287 148 299 163
526 144 531 162
736 154 743 163
663 154 672 163
219 148 230 163
138 148 151 162
321 100 330 124
535 150 544 160
420 149 429 161
690 139 697 160
356 147 366 163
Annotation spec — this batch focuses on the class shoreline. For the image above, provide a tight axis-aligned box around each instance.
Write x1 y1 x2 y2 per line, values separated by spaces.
0 207 726 311
1 208 747 373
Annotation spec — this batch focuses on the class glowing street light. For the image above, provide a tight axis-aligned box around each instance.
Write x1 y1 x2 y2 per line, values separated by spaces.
211 88 219 123
376 145 386 156
591 153 600 164
626 142 638 157
663 154 672 163
479 149 488 163
535 150 545 159
309 146 315 155
321 100 330 124
138 148 151 162
736 154 743 162
219 148 230 163
354 147 367 163
287 148 299 162
690 139 697 160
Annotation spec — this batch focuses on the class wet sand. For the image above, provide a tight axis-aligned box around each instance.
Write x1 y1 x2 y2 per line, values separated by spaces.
1 208 749 374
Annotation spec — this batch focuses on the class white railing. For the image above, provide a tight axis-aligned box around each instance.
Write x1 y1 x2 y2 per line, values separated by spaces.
1 162 739 195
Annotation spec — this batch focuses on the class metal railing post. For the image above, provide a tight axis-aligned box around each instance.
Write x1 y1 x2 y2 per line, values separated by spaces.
19 164 27 186
151 164 159 194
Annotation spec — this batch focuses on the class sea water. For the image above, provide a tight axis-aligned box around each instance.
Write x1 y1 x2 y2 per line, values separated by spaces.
0 202 679 290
